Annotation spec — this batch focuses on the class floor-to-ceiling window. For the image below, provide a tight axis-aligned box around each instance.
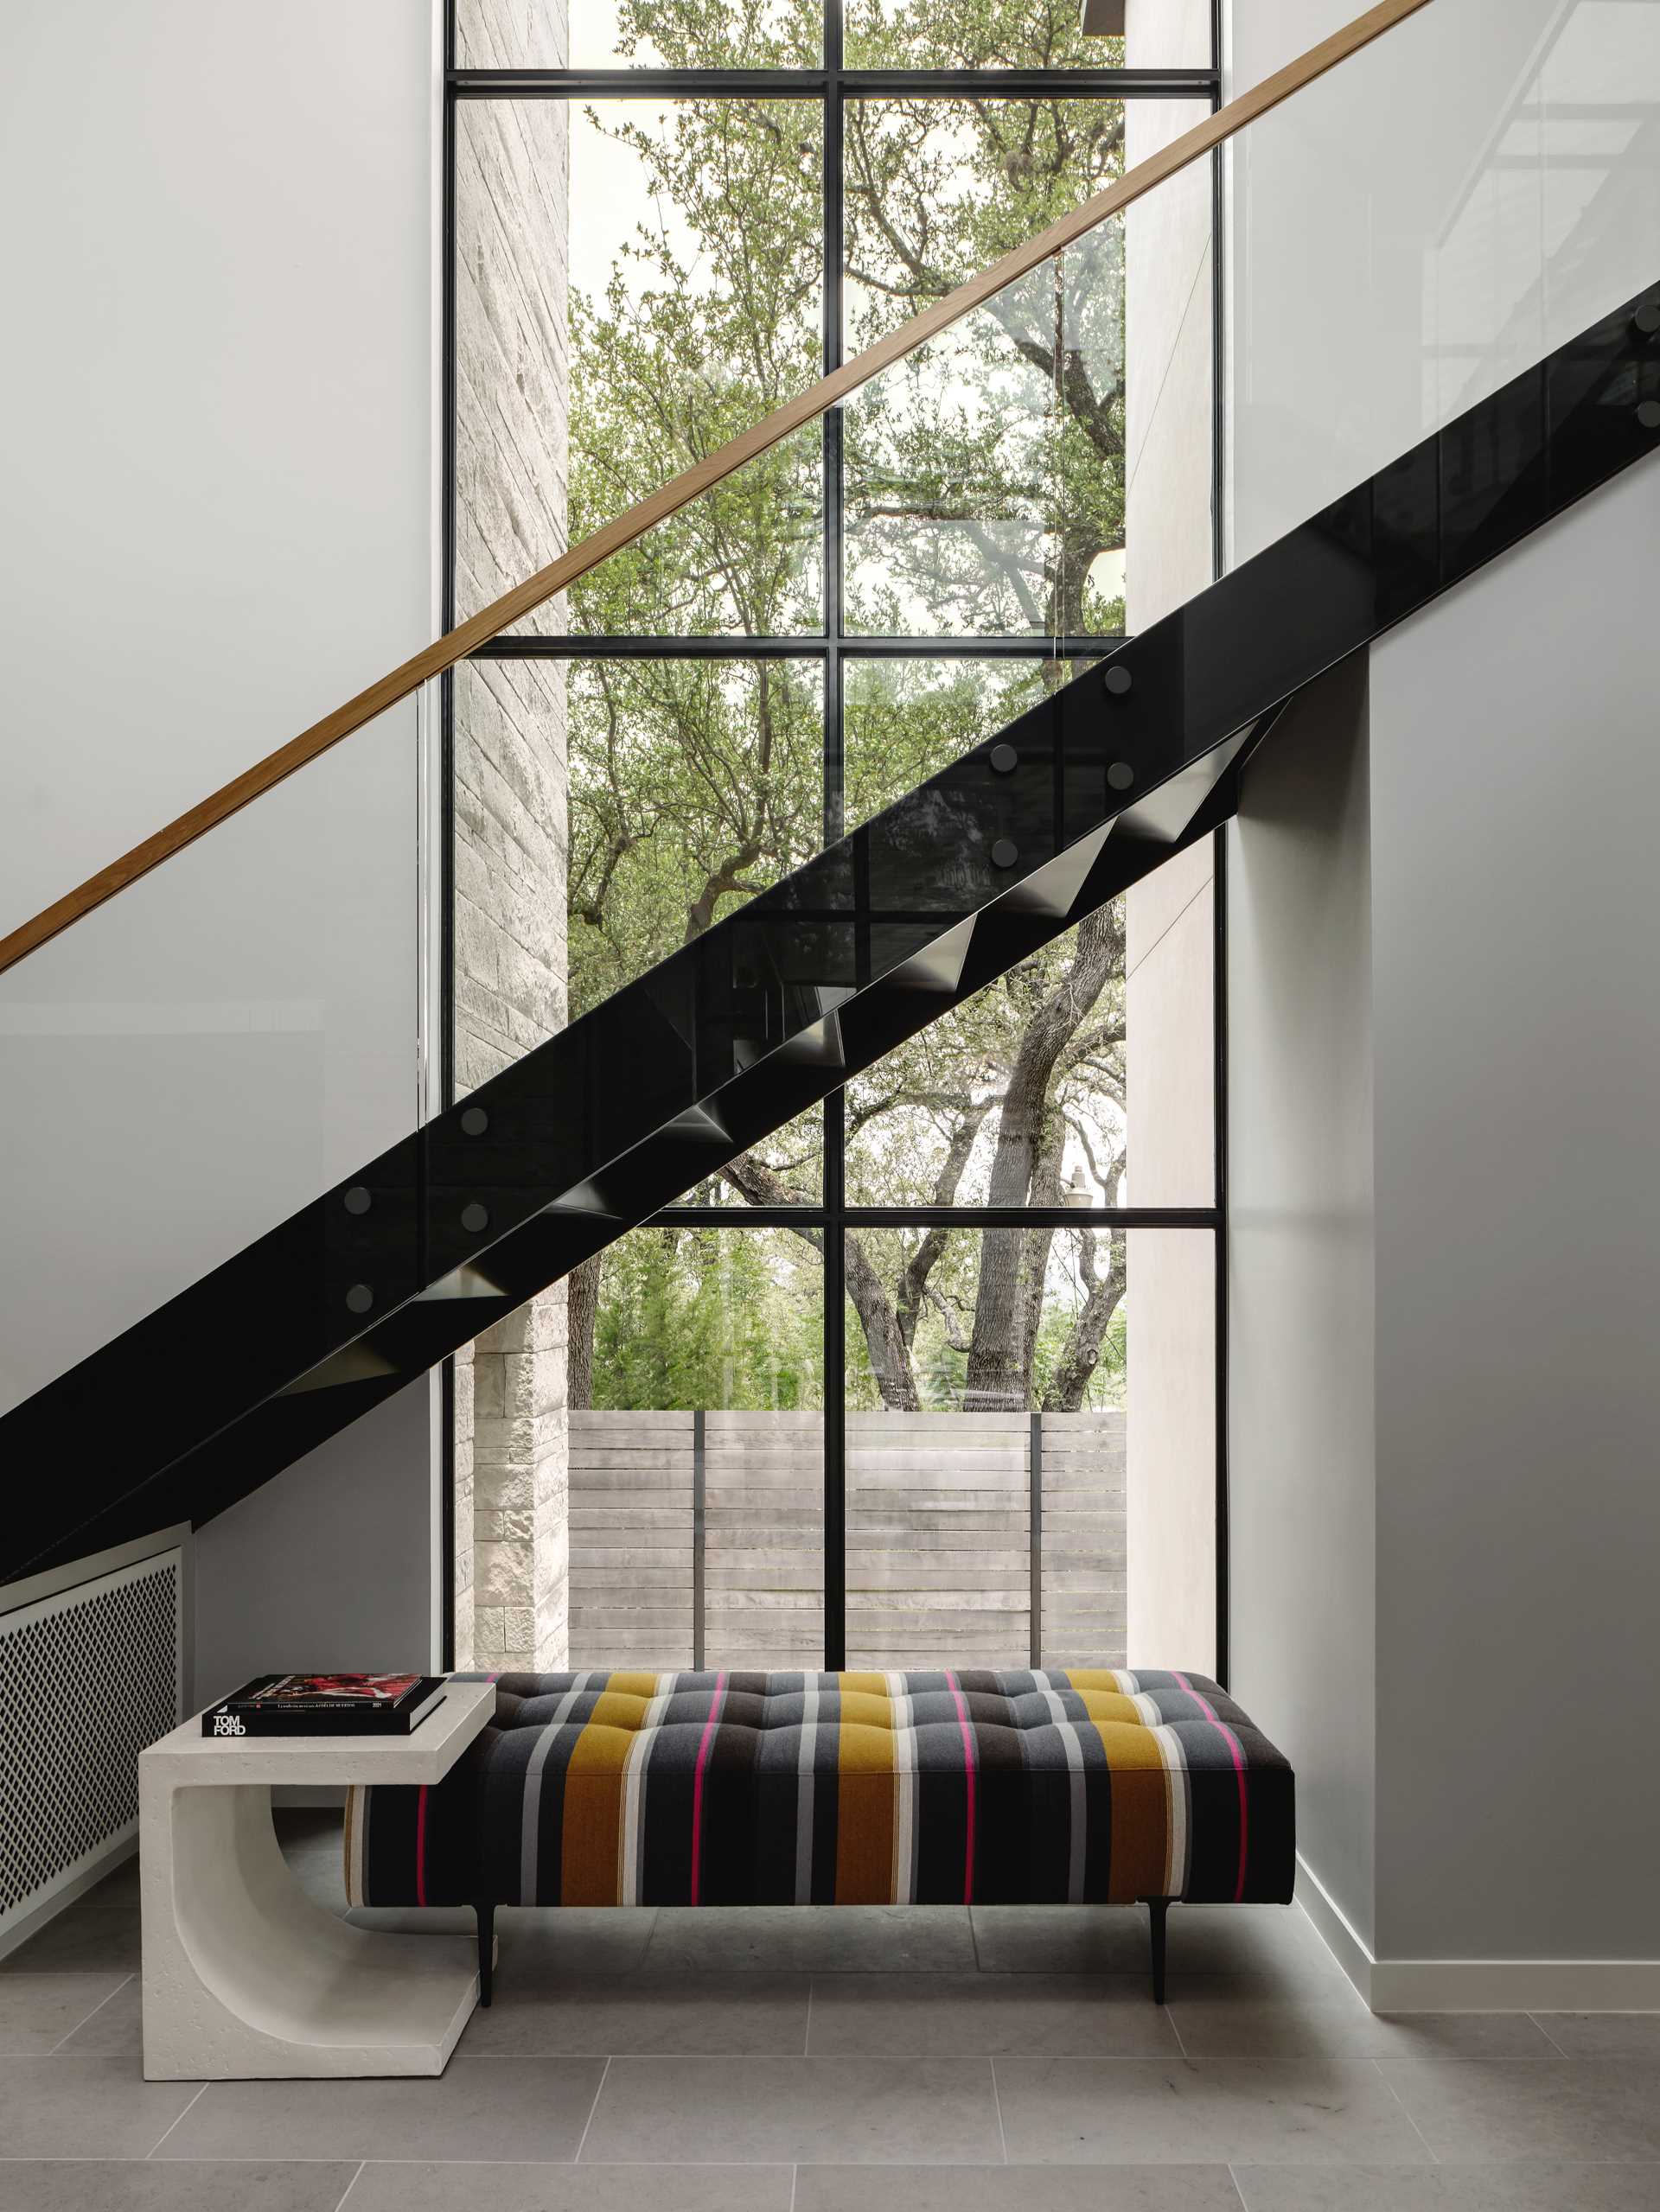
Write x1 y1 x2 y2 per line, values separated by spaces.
444 0 1227 1676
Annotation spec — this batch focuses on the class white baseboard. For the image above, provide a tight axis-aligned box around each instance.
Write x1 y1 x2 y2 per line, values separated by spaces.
1296 1853 1660 2012
1293 1852 1378 2003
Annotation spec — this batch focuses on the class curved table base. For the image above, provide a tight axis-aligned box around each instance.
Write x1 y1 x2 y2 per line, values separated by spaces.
140 1775 485 2081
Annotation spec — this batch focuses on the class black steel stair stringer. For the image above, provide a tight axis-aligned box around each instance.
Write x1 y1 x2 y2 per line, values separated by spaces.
3 282 1656 1585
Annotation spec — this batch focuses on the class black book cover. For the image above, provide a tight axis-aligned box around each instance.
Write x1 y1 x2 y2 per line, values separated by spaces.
201 1674 446 1738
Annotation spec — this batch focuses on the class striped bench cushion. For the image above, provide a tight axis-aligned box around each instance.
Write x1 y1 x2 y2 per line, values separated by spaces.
347 1667 1293 1912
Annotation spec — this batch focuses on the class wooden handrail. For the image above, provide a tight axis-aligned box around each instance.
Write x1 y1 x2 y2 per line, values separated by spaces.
0 0 1432 979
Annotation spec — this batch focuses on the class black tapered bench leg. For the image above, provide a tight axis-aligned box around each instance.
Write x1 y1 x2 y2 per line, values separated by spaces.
1146 1896 1170 2004
476 1901 495 2008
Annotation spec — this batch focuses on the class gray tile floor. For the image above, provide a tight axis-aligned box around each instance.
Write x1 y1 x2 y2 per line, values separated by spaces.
1 1812 1657 2209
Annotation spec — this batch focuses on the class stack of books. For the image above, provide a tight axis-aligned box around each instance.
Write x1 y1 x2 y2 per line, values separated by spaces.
201 1673 446 1739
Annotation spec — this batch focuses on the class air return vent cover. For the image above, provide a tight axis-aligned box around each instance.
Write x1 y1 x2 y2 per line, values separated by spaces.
0 1550 182 1943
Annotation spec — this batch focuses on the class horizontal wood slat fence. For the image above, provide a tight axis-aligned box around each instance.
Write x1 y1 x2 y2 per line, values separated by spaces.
569 1408 1127 1673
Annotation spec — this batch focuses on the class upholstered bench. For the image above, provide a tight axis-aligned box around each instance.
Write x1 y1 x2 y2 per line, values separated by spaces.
346 1667 1294 2003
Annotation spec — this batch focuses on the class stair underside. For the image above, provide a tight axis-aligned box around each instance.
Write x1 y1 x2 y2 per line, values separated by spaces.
4 284 1657 1584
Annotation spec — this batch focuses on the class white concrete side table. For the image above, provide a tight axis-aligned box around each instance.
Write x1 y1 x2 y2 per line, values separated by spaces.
139 1679 495 2081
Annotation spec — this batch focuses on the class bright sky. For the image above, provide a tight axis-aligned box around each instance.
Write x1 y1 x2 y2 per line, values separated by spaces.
568 100 707 310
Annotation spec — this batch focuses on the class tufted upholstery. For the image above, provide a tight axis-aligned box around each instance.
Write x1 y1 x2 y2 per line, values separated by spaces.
348 1668 1293 1912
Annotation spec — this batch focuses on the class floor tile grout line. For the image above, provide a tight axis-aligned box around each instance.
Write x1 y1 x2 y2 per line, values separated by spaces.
332 2159 367 2211
143 2081 208 2159
10 2158 1650 2171
804 1976 814 2056
988 2055 1010 2164
44 1972 135 2054
1529 2010 1571 2056
1224 2162 1251 2212
1372 2053 1440 2164
572 2053 612 2164
789 2161 799 2210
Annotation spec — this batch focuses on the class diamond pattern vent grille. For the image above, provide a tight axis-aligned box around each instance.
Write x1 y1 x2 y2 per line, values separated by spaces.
0 1552 182 1926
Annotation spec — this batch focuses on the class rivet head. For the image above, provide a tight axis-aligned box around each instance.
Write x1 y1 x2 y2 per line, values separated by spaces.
1638 399 1660 431
342 1185 373 1216
460 1106 489 1137
1635 300 1660 337
462 1202 490 1234
1108 762 1135 792
1104 663 1133 698
989 742 1018 775
991 838 1019 870
345 1283 374 1315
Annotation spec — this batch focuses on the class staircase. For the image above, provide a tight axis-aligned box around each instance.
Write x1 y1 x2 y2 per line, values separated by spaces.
3 283 1656 1586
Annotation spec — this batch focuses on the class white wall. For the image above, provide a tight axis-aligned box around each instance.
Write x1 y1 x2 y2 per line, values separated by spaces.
1369 458 1660 1965
1229 428 1660 1976
1120 0 1222 1672
0 1 441 1686
1227 659 1377 1950
1226 0 1660 567
1223 0 1660 1986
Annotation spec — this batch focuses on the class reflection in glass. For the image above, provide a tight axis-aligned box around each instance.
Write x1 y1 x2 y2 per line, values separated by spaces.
846 239 1125 634
565 653 825 1202
840 94 1135 638
845 655 1098 828
845 97 1129 348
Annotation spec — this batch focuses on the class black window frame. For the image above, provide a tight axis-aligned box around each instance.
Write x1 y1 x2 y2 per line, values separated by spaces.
440 0 1231 1680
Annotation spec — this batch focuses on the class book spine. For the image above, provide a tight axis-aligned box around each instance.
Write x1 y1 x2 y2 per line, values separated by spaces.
201 1710 417 1738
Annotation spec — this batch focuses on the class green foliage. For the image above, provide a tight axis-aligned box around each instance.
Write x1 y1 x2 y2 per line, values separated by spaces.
591 1227 824 1410
564 0 1149 1411
568 657 823 1017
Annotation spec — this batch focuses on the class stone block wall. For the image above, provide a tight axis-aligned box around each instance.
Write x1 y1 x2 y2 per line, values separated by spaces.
450 2 570 1671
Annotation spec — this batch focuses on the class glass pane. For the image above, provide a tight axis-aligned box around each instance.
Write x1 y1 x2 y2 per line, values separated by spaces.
560 653 825 1200
846 0 1126 69
0 696 423 1417
675 1102 825 1209
457 0 822 69
845 97 1130 350
565 659 824 1009
841 1225 1212 1672
570 1226 824 1670
845 655 1095 828
456 97 823 638
841 729 1214 1208
845 908 1127 1212
842 101 1211 637
841 1224 1154 1670
1223 0 1660 571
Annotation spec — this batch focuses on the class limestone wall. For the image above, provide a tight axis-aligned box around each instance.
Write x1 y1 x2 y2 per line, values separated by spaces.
450 3 571 1669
